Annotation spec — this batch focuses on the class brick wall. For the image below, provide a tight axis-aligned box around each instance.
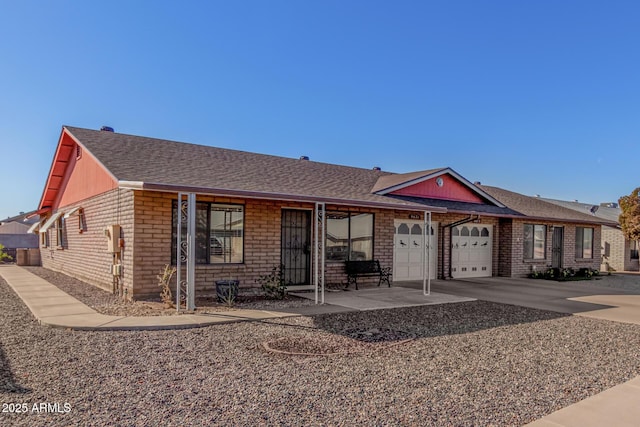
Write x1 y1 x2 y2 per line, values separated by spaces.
39 187 609 296
129 192 403 297
498 218 513 276
601 226 639 272
40 188 135 295
507 219 602 277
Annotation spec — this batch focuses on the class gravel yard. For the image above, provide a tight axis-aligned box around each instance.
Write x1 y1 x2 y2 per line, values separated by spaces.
3 275 640 426
22 267 315 316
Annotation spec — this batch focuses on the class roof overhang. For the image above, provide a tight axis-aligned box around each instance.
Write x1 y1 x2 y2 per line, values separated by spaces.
37 127 118 213
38 130 76 212
64 206 82 218
27 222 40 234
118 181 448 213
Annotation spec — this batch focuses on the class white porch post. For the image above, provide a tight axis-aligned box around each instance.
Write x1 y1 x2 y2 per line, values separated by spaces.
176 192 196 312
314 202 326 304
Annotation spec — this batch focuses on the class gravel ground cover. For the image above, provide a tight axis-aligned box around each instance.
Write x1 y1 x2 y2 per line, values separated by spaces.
3 276 640 426
23 267 315 316
586 273 640 292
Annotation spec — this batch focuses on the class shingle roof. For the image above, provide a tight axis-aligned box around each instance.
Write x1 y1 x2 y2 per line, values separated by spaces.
64 126 444 211
60 126 619 226
540 198 621 224
479 185 618 226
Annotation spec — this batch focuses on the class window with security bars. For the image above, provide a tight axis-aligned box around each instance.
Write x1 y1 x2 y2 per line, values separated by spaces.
171 201 244 265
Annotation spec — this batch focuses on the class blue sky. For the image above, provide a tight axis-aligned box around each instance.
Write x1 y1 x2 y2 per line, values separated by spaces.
1 1 638 220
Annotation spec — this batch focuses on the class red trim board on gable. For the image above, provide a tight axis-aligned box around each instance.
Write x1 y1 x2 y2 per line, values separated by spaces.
39 129 118 212
389 174 485 203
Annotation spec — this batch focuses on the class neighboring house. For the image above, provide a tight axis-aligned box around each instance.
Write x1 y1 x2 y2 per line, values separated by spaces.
0 211 39 260
542 198 639 272
33 126 615 299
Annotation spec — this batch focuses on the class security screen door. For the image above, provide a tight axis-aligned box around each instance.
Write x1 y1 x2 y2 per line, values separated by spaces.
281 210 311 285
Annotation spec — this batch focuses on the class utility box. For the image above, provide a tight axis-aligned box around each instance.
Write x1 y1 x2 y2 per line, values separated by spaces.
105 225 121 253
112 264 122 276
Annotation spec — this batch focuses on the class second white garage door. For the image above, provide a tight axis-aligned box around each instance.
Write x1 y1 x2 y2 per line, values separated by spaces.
451 224 492 278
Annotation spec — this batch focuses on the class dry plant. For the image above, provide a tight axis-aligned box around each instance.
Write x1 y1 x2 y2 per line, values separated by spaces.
157 264 176 308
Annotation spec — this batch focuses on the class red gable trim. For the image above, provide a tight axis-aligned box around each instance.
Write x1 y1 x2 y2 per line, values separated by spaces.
391 173 484 203
373 168 505 207
38 128 118 211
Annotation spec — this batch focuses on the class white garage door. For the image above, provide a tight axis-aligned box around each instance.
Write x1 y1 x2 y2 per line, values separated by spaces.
393 220 438 281
451 224 492 278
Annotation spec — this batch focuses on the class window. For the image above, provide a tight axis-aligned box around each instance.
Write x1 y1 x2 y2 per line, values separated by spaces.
171 201 244 265
631 240 639 260
39 212 64 248
56 217 65 248
326 211 374 261
78 209 86 233
575 227 594 259
40 229 49 247
523 224 546 259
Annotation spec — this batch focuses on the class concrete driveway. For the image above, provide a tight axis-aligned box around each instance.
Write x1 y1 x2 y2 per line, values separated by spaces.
401 275 640 325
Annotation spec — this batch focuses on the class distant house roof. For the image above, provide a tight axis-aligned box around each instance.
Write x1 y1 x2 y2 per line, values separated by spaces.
57 126 446 212
480 186 618 226
0 222 31 234
540 198 621 224
1 211 39 225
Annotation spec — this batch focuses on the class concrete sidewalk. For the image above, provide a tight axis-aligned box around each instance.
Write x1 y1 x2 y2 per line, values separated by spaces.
525 376 640 427
0 265 299 331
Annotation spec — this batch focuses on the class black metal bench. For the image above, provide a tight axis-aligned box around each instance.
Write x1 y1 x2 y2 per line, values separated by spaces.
344 260 391 290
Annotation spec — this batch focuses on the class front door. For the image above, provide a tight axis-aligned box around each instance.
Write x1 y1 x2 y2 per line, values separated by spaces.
281 210 311 285
393 220 438 280
552 227 564 268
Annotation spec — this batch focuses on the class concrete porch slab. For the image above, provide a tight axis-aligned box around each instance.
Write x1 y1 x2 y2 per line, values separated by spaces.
290 286 475 311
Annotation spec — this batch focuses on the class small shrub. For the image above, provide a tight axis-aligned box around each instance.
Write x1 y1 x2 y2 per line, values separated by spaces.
0 244 13 263
216 280 239 306
529 270 544 279
257 264 287 299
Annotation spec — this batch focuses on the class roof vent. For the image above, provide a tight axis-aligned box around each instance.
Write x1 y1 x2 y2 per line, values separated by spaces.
299 155 309 161
373 166 381 171
473 181 481 185
100 126 114 132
